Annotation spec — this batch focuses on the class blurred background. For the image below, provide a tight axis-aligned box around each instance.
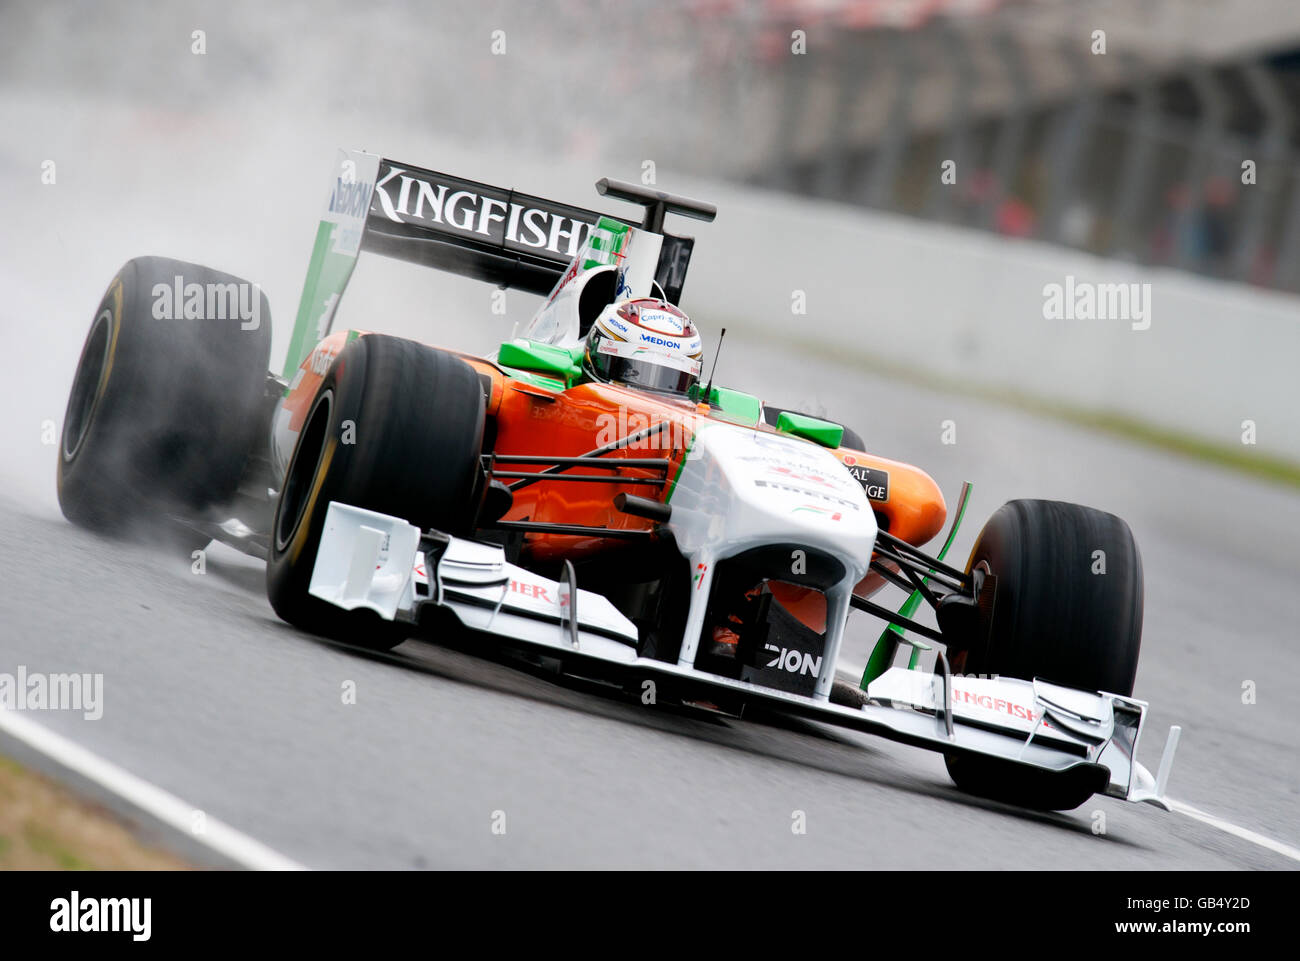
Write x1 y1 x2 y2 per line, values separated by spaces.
11 0 1300 287
694 0 1300 293
2 0 1298 475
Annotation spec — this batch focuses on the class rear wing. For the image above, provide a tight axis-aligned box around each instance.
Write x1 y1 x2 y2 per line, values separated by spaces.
282 150 703 378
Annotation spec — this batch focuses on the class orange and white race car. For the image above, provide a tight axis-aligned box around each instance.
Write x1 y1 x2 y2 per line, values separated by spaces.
56 151 1179 812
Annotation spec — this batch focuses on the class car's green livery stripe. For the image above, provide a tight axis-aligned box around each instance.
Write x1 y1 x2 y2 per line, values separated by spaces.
282 150 379 381
775 410 843 448
688 385 761 427
861 481 973 688
664 432 698 502
583 217 631 270
497 341 583 385
497 364 567 392
283 222 330 379
282 221 364 380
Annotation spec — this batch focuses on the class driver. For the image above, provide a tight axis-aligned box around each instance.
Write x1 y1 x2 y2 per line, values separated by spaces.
581 297 703 396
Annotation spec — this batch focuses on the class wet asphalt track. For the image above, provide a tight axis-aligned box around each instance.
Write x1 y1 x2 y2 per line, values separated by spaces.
1 331 1297 869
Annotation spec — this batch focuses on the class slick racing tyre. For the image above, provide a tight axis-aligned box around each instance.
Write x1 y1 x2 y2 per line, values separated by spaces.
944 499 1144 811
57 256 272 536
266 334 485 651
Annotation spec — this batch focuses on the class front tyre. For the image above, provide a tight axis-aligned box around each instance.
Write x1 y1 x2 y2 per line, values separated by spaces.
266 334 485 651
945 499 1144 811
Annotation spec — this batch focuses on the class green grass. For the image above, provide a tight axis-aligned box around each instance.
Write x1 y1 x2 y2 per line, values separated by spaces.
24 824 92 870
0 753 188 869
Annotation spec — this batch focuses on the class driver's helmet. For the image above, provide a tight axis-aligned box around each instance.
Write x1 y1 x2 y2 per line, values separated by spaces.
582 298 703 396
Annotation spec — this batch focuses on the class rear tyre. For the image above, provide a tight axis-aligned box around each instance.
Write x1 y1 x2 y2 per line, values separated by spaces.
944 499 1144 811
57 257 272 536
266 334 485 651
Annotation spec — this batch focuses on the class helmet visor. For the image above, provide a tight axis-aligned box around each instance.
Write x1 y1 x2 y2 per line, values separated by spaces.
586 332 700 395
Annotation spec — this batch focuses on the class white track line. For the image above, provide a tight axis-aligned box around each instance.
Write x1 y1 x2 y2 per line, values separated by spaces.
1167 798 1300 864
0 707 305 871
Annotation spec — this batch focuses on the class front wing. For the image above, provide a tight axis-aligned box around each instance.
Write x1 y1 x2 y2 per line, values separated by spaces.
308 501 1179 809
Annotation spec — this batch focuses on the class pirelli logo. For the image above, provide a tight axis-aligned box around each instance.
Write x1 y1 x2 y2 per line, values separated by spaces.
754 479 860 510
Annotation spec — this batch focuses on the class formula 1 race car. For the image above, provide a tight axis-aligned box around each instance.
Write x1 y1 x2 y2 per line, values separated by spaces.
57 150 1180 811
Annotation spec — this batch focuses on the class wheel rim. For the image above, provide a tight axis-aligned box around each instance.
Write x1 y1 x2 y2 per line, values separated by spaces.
62 309 112 462
275 389 333 553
